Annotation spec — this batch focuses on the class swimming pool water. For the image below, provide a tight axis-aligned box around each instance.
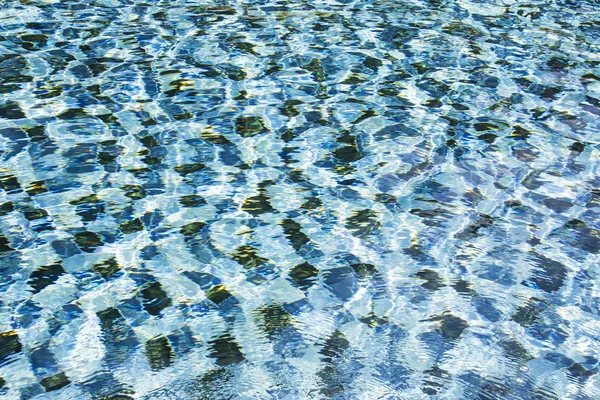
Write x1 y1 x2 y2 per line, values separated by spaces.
1 0 600 398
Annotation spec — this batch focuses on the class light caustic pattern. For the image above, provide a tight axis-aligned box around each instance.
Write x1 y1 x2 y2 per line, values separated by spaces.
0 0 600 399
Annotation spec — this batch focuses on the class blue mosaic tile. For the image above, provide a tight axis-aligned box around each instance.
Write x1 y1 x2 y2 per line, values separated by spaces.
0 0 600 398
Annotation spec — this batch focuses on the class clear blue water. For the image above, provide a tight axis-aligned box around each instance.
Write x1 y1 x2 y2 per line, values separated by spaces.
1 0 600 398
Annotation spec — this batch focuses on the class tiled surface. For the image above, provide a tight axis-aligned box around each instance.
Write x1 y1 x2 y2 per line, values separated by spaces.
0 0 600 398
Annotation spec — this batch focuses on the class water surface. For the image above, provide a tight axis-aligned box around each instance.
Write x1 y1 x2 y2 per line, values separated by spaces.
0 0 600 398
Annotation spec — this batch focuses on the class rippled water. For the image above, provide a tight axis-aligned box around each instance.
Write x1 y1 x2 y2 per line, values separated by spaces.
1 0 600 398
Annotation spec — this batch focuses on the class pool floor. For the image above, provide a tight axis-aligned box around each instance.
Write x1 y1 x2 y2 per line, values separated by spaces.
0 0 600 398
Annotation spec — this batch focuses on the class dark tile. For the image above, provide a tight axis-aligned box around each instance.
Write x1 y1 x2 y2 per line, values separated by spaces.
40 372 70 392
0 331 22 365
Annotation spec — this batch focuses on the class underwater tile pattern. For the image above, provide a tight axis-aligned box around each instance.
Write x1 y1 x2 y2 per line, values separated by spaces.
1 0 600 398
